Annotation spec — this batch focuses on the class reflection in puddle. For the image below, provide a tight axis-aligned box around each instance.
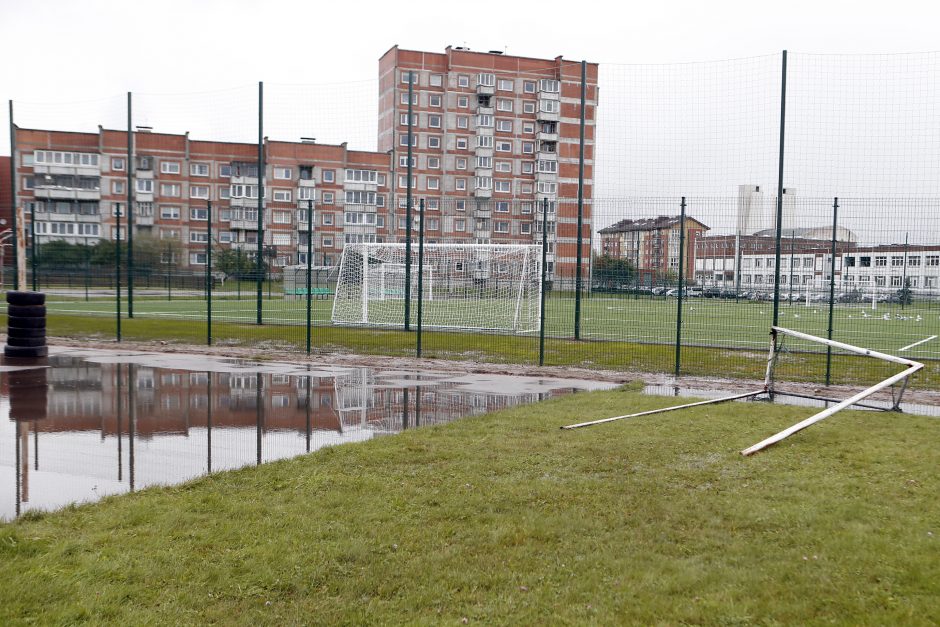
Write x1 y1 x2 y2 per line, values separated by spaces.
1 348 614 520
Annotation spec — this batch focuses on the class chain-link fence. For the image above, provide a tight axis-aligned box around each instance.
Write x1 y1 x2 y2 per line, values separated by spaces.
5 50 939 388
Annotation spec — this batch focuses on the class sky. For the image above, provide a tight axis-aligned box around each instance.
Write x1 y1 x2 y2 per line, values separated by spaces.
2 0 939 242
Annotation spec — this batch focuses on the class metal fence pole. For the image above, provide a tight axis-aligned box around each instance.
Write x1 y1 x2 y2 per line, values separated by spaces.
404 71 414 332
305 199 314 354
674 197 686 376
115 203 122 341
772 50 788 327
416 198 425 358
8 100 18 291
127 92 135 318
574 60 588 339
207 201 213 346
29 201 36 291
256 81 264 325
539 197 548 366
825 197 838 386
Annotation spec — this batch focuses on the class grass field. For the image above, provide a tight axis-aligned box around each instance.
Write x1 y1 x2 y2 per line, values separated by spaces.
45 292 940 360
2 385 938 624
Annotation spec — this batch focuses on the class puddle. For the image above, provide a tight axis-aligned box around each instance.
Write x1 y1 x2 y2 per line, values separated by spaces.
643 385 940 417
1 347 615 520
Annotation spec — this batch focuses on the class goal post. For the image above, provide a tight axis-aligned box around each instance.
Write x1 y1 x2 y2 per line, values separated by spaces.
331 243 542 332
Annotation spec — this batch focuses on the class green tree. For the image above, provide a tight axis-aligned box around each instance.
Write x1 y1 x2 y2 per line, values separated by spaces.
592 254 635 290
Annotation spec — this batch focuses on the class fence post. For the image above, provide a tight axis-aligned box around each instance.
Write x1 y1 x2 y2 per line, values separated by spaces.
306 199 314 354
574 60 587 340
29 200 36 291
825 197 838 386
674 197 686 376
127 92 135 318
8 100 18 291
772 50 788 327
256 80 264 325
207 201 212 346
115 203 122 341
539 197 548 366
84 243 90 301
416 199 425 358
404 71 414 332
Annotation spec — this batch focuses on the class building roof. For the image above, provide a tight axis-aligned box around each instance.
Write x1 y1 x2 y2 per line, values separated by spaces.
753 226 858 242
598 215 709 235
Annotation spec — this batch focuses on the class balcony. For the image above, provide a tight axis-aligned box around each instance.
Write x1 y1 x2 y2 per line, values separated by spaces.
230 196 260 208
476 106 494 116
34 187 101 201
32 163 100 176
474 188 492 199
536 109 559 123
230 219 259 231
537 130 559 143
536 170 557 184
476 83 494 96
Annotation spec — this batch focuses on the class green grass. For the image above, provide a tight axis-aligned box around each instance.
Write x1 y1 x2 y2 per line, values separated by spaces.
2 386 939 624
45 292 940 360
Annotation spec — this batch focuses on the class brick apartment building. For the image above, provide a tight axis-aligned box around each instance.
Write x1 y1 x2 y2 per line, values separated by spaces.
598 215 709 283
8 45 598 276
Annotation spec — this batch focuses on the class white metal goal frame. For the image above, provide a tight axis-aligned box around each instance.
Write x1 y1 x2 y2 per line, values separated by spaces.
563 326 924 457
331 242 543 333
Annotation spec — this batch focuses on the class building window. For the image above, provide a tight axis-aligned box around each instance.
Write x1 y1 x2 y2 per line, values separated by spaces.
523 81 536 94
522 142 535 154
160 206 180 219
190 252 207 265
160 182 180 197
496 141 512 152
190 185 209 199
322 170 335 183
523 122 535 134
274 167 292 180
427 177 440 190
457 116 469 129
497 98 513 112
190 163 209 176
456 157 467 170
521 222 532 234
400 92 418 105
160 161 180 174
398 175 417 189
427 157 440 169
321 213 334 225
428 114 442 128
400 113 418 126
539 79 560 93
457 95 469 108
477 135 493 148
455 219 466 232
477 114 493 128
909 256 921 266
401 70 418 84
476 177 492 190
478 73 495 87
458 74 470 88
399 134 418 147
344 169 378 184
926 255 939 266
321 192 334 204
476 156 492 169
112 180 125 194
523 102 536 114
219 164 232 177
112 157 125 171
456 200 466 211
428 136 441 149
429 73 443 87
495 221 509 233
272 211 292 224
136 179 154 194
345 190 377 205
495 201 510 212
429 94 442 107
190 231 209 244
497 120 512 132
540 99 560 114
494 180 511 193
455 178 467 191
521 161 534 174
456 137 468 150
189 207 209 221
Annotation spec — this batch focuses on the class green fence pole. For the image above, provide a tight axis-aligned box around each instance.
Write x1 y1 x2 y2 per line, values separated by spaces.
84 243 90 301
674 197 686 377
8 100 18 291
207 201 213 346
574 60 587 340
305 199 314 354
127 92 135 318
256 80 264 325
416 199 425 358
772 50 788 327
539 197 548 366
825 197 838 386
404 71 414 332
115 203 122 341
29 200 36 291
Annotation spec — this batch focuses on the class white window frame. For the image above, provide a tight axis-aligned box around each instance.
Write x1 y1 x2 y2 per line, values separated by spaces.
190 163 210 177
189 185 210 199
272 189 292 202
160 161 181 174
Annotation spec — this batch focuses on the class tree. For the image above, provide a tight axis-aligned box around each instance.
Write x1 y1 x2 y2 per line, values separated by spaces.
214 246 268 279
592 254 635 290
897 278 913 306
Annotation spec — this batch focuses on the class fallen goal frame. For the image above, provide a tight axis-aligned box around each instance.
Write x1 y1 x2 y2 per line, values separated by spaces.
562 326 924 457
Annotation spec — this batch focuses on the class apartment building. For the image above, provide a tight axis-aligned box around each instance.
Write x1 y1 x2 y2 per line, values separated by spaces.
378 45 598 278
598 215 709 283
14 127 394 269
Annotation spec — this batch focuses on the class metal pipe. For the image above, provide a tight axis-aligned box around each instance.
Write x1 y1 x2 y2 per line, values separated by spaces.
127 92 135 318
404 71 414 331
256 81 264 325
772 50 788 327
562 390 765 430
574 60 587 340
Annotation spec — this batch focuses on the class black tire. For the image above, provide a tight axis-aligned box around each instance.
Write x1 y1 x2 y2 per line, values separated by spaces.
6 291 45 307
6 316 46 329
6 336 46 348
7 327 46 339
4 345 48 359
7 305 46 318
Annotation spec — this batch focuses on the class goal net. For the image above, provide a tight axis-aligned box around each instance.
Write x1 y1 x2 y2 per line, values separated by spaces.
331 243 543 332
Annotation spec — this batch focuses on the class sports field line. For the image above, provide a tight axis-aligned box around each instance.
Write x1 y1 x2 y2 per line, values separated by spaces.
899 335 938 352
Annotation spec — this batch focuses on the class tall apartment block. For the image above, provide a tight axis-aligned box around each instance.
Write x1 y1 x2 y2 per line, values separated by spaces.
379 46 598 278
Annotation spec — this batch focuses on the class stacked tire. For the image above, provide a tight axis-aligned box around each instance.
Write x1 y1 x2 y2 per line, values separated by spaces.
6 291 48 359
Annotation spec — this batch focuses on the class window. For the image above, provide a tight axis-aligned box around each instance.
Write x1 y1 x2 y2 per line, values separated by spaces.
230 184 259 199
160 182 180 197
477 135 493 148
495 161 511 173
456 137 468 150
522 142 535 154
400 92 418 105
345 190 376 205
456 200 466 211
457 116 469 129
497 98 513 112
455 218 466 232
522 161 534 174
521 202 533 214
909 256 921 266
322 170 335 183
399 155 417 168
160 161 180 174
190 252 207 265
427 177 440 190
875 256 887 266
494 180 511 193
344 169 379 184
219 164 232 177
429 94 442 107
430 73 443 87
523 102 536 114
322 236 334 248
456 157 468 170
376 194 385 207
926 255 939 266
321 192 334 204
540 99 560 113
160 206 180 219
398 175 417 189
273 210 291 224
845 256 856 267
497 120 512 132
190 163 209 176
860 256 871 267
344 212 376 225
458 75 470 88
523 80 536 94
401 70 418 84
190 231 209 243
189 207 209 221
272 189 292 202
428 114 442 128
537 160 558 173
428 136 441 149
136 179 153 193
891 256 904 267
476 177 492 190
539 79 560 93
537 181 557 195
477 114 493 128
321 213 334 225
400 113 418 126
218 231 234 243
455 178 467 191
498 79 513 91
112 157 125 171
476 156 492 169
478 73 495 87
457 96 469 109
297 187 314 201
427 157 440 169
112 180 125 194
496 141 512 152
190 185 209 199
523 122 535 134
495 221 509 233
274 167 292 180
521 222 532 234
495 201 510 212
399 134 418 147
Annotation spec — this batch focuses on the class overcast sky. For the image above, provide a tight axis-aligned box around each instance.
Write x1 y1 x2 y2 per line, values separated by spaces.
2 0 939 243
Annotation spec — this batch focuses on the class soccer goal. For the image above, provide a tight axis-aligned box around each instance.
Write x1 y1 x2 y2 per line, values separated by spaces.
331 243 542 332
